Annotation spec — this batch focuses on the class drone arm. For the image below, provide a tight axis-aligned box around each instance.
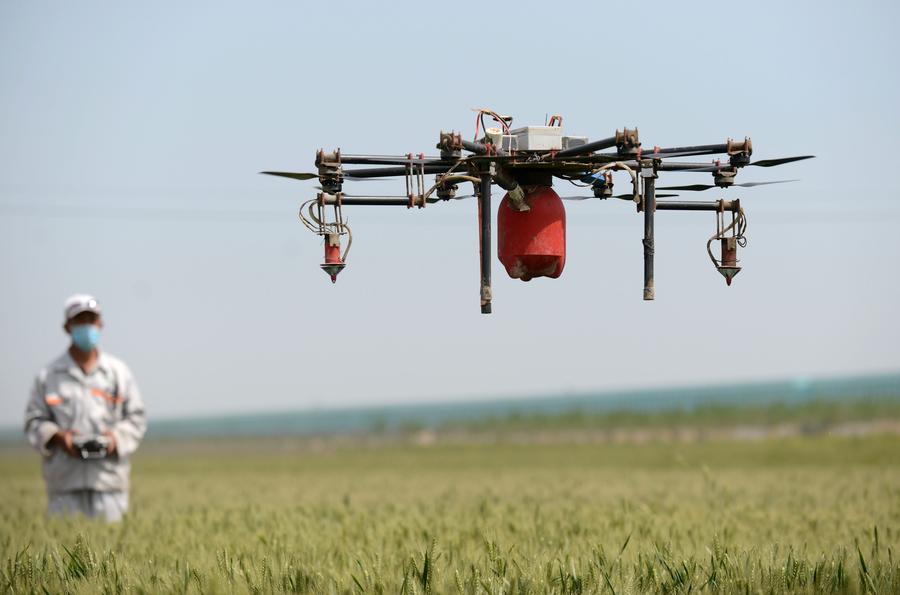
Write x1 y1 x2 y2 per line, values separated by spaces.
343 164 457 179
338 155 448 165
656 201 739 211
554 135 618 158
657 161 723 172
461 139 489 155
645 143 729 158
324 196 411 206
316 192 475 206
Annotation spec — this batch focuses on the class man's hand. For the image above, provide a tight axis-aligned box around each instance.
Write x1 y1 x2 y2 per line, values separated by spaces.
51 430 79 458
102 431 117 455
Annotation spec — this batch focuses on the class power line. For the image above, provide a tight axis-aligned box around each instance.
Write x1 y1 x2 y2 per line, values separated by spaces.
0 204 289 222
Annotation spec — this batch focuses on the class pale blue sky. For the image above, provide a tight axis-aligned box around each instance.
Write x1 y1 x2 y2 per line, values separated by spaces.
2 1 899 423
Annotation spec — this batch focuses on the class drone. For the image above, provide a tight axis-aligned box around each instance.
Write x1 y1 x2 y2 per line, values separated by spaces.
263 109 813 314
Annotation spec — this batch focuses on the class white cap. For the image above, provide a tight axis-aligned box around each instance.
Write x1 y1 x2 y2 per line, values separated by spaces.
63 294 102 322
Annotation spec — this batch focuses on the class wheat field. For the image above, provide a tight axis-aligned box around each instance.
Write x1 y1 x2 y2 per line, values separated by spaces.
1 433 898 594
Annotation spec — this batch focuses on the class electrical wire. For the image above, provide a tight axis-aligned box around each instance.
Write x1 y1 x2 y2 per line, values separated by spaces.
0 203 287 222
297 199 319 233
706 207 748 268
299 197 354 262
422 174 482 202
561 162 639 199
340 222 353 261
564 177 592 188
472 107 511 140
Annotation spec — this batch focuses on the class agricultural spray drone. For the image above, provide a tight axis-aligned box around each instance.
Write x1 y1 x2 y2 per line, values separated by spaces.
263 109 813 313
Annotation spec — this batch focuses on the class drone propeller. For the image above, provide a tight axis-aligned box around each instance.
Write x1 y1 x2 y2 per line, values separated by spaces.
436 194 476 202
657 180 798 192
260 171 319 181
663 155 815 172
558 193 680 201
748 156 815 167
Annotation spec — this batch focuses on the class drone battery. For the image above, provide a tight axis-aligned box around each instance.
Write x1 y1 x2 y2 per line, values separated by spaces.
498 135 517 151
497 186 566 281
508 126 563 151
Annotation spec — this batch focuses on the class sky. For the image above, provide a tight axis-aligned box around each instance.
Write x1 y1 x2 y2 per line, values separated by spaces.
1 1 899 425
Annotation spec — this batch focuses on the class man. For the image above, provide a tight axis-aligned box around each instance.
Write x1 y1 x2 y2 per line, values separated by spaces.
24 294 147 522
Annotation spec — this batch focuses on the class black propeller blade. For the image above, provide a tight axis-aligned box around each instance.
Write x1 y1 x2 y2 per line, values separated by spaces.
655 184 717 192
261 171 319 181
657 180 798 192
434 194 476 202
558 193 680 201
660 155 816 173
749 155 815 167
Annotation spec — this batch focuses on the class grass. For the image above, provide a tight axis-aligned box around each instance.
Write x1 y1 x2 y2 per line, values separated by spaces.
0 430 898 594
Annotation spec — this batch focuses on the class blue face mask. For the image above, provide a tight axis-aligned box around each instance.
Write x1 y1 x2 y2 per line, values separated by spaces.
71 324 101 352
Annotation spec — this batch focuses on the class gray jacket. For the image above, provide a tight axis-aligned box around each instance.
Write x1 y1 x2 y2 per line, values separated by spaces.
24 351 147 493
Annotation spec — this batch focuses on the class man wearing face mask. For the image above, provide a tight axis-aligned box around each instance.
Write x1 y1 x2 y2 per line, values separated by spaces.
24 294 147 522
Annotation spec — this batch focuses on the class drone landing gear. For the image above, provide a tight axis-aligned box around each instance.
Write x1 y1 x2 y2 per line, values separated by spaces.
478 173 492 314
641 163 657 301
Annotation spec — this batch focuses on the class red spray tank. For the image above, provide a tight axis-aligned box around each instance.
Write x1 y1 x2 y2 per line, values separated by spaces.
497 186 566 281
